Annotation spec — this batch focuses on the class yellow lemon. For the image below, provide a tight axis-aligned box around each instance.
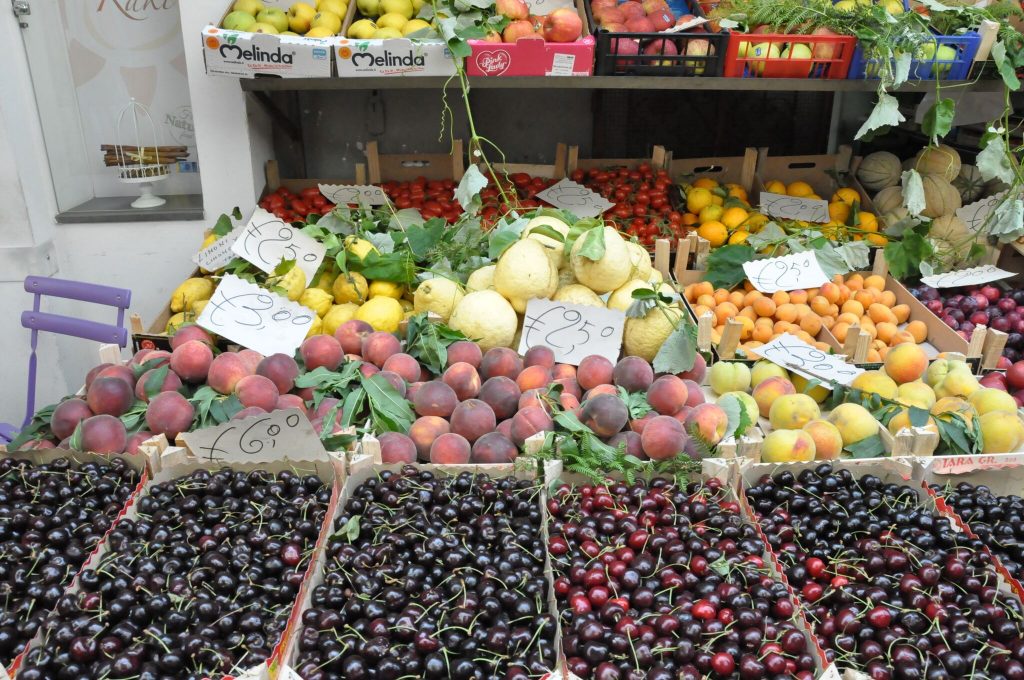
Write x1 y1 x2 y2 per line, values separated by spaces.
322 303 360 336
413 277 465 322
170 278 214 313
686 187 713 214
190 299 209 316
786 181 815 197
314 268 337 294
743 213 769 232
299 287 334 317
721 206 749 230
333 271 369 304
728 231 750 245
698 204 724 224
278 267 307 302
344 236 378 260
305 316 324 338
369 280 404 299
165 312 188 334
764 180 786 194
355 296 404 333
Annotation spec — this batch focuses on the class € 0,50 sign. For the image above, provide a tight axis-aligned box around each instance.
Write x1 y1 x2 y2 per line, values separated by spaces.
318 183 388 206
518 299 625 366
231 208 326 284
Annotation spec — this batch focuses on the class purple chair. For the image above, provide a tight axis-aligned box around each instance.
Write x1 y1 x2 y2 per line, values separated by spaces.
0 276 131 443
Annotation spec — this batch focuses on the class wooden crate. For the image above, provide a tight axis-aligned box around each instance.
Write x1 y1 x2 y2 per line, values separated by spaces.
755 145 878 212
367 139 464 183
260 159 367 200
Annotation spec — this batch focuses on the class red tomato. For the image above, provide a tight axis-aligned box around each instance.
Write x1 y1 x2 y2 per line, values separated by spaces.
300 187 321 202
290 200 309 215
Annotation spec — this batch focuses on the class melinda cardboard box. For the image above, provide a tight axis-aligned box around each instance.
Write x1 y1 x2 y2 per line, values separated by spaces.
202 1 340 78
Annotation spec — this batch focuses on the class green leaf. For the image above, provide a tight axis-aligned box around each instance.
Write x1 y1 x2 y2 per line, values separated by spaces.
901 169 926 217
562 218 603 258
976 136 1015 186
273 259 297 276
845 433 885 459
438 16 472 59
652 320 697 375
455 165 488 214
351 250 417 286
575 224 607 261
856 93 905 141
7 402 57 450
704 245 755 290
487 216 529 259
992 41 1021 91
988 198 1024 243
921 98 955 143
340 387 366 428
69 420 84 451
745 222 787 249
143 365 171 401
212 212 236 236
893 51 912 87
709 556 731 577
813 244 850 279
553 410 592 434
617 387 653 420
406 222 447 258
341 515 361 542
908 406 930 427
717 394 744 439
362 374 415 433
405 315 468 376
834 241 871 270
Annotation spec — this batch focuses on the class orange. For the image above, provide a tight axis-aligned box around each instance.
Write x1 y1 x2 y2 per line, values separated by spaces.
682 213 698 226
693 178 718 190
728 231 750 245
832 187 860 205
764 180 786 194
864 274 886 291
858 212 879 231
867 233 888 246
906 320 927 343
752 297 777 318
828 201 851 224
699 205 725 224
721 207 749 229
697 221 728 247
727 184 749 202
786 181 814 197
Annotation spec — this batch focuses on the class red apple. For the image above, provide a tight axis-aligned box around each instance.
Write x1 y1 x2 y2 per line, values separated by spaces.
648 9 674 30
980 372 1008 391
997 356 1013 370
503 19 539 42
1014 388 1024 408
481 31 502 42
643 38 678 65
604 21 627 31
496 0 529 19
1008 360 1024 391
611 36 640 65
750 24 772 33
543 8 583 41
641 0 671 14
624 15 655 31
619 2 645 18
810 26 839 59
597 7 626 24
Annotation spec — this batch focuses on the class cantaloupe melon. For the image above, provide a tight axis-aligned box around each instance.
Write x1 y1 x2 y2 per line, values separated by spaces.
873 185 905 214
916 144 962 182
953 164 984 203
921 173 961 218
857 151 902 191
929 214 972 262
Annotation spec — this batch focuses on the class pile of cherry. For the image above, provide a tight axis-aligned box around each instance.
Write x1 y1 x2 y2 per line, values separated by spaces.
931 480 1024 588
17 467 329 680
292 467 556 680
0 455 140 669
747 464 1024 680
548 477 817 680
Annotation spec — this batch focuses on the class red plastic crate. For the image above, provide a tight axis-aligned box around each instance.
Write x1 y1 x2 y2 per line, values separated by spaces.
722 32 856 78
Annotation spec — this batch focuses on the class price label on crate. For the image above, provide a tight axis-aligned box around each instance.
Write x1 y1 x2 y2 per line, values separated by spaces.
920 264 1015 288
957 191 1007 232
519 299 624 366
742 251 830 293
759 191 831 224
318 183 388 206
192 227 242 271
526 0 574 16
197 274 316 357
181 408 328 465
231 208 326 283
752 333 864 386
536 178 614 219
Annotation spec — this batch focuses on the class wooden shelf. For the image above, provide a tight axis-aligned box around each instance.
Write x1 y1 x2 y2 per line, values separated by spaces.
240 76 1004 92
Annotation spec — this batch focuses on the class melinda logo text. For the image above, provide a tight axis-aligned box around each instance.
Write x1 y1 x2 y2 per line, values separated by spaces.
351 51 426 68
220 44 295 64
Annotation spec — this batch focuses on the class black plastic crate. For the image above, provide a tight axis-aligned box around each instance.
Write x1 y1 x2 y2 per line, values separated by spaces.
586 0 728 76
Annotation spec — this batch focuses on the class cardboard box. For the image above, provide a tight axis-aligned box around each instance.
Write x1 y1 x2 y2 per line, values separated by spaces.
201 1 339 79
755 146 877 213
335 37 457 77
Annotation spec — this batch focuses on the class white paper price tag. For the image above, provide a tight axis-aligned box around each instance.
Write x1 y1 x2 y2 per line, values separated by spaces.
957 191 1007 232
231 208 327 283
536 178 614 219
197 275 316 357
743 252 830 293
518 299 624 366
752 333 864 386
527 0 574 16
181 408 328 465
921 264 1015 288
760 191 830 223
279 667 306 680
192 227 242 271
318 183 389 206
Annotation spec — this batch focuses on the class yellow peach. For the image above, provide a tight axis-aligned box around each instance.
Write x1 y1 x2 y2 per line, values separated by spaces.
762 429 816 463
828 402 879 447
803 419 843 460
768 393 821 430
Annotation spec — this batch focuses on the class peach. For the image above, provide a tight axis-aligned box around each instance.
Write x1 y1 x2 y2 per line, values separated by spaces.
430 432 472 464
276 394 308 413
256 353 300 393
968 387 1019 416
851 370 898 400
208 353 250 395
580 394 629 437
646 376 689 415
630 411 657 435
446 340 483 368
410 416 450 460
640 415 688 460
792 373 829 404
413 381 459 418
560 392 581 413
125 431 154 454
980 411 1024 453
450 399 496 443
86 377 135 417
613 356 655 393
578 355 614 390
379 432 417 463
608 430 645 459
682 380 705 407
897 381 936 410
883 342 929 385
471 432 518 464
585 384 619 400
672 406 693 425
761 429 816 463
803 419 843 460
519 389 547 412
497 419 513 439
378 371 407 397
480 347 524 380
554 377 582 400
553 364 577 381
50 398 93 440
443 362 482 401
170 324 214 349
234 374 280 413
708 362 751 396
145 391 195 440
406 381 425 403
479 376 521 420
362 332 401 368
79 414 128 454
685 403 728 445
170 340 214 383
752 377 796 418
238 349 264 375
313 398 341 420
827 403 879 446
139 350 171 369
301 335 343 372
524 345 556 369
85 363 113 391
359 363 380 379
510 406 553 446
135 368 183 402
676 352 706 384
233 406 267 420
516 365 553 392
335 319 373 355
97 365 136 389
768 394 821 430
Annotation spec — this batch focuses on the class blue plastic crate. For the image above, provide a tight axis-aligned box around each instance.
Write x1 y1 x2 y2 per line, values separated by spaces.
849 31 981 80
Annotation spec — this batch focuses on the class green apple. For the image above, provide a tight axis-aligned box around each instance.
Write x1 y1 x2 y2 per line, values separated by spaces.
708 361 752 396
251 21 280 33
311 10 343 32
232 0 265 15
288 2 317 32
380 0 414 18
223 10 258 30
372 26 403 37
356 0 381 16
256 7 289 31
348 17 378 37
318 0 349 16
740 41 780 75
781 43 812 60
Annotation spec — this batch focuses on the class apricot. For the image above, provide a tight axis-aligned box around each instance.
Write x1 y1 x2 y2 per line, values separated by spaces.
238 350 264 375
480 347 524 380
768 393 821 430
135 368 183 403
803 419 843 460
256 353 300 393
516 365 553 393
410 416 450 460
478 376 522 421
751 360 788 388
761 429 815 463
646 376 689 415
379 432 417 463
79 414 128 454
446 340 482 368
613 356 655 393
362 331 401 368
640 415 688 460
608 430 645 459
276 394 308 413
883 343 928 385
450 399 497 443
851 370 898 400
577 355 614 391
980 411 1024 453
170 324 214 349
50 398 93 440
580 394 629 437
301 335 343 372
827 402 879 446
145 391 195 440
676 352 707 383
208 353 250 395
335 319 374 355
382 353 421 384
752 377 797 418
86 377 135 418
685 403 729 445
443 362 482 401
968 387 1019 416
524 345 556 369
98 365 136 389
378 371 408 397
510 406 553 446
430 432 472 464
471 432 518 464
413 381 459 418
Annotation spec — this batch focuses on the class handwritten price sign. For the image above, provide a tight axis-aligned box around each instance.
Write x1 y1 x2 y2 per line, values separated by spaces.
192 227 242 271
753 333 864 386
536 178 615 219
318 183 388 206
519 299 624 366
181 408 328 464
760 191 830 224
921 264 1015 288
197 275 316 357
231 208 326 283
957 191 1007 232
742 252 830 293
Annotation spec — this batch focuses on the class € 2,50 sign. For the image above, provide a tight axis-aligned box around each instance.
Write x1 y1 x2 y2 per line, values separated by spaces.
518 299 625 366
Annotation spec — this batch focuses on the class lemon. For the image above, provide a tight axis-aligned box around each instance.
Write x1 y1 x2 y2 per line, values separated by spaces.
413 277 465 322
300 288 334 317
322 303 359 336
698 204 724 224
466 265 496 292
728 231 750 245
399 299 413 312
764 180 786 194
570 227 631 295
369 280 404 299
787 181 815 197
521 215 571 270
625 241 652 281
686 187 713 214
607 279 654 312
166 312 187 334
376 11 408 29
171 278 215 313
448 291 518 352
624 304 683 362
313 268 337 295
355 296 403 333
344 236 378 260
494 239 558 313
557 267 577 287
333 271 369 304
649 269 663 284
306 316 324 338
189 299 209 316
278 267 307 301
552 284 605 308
